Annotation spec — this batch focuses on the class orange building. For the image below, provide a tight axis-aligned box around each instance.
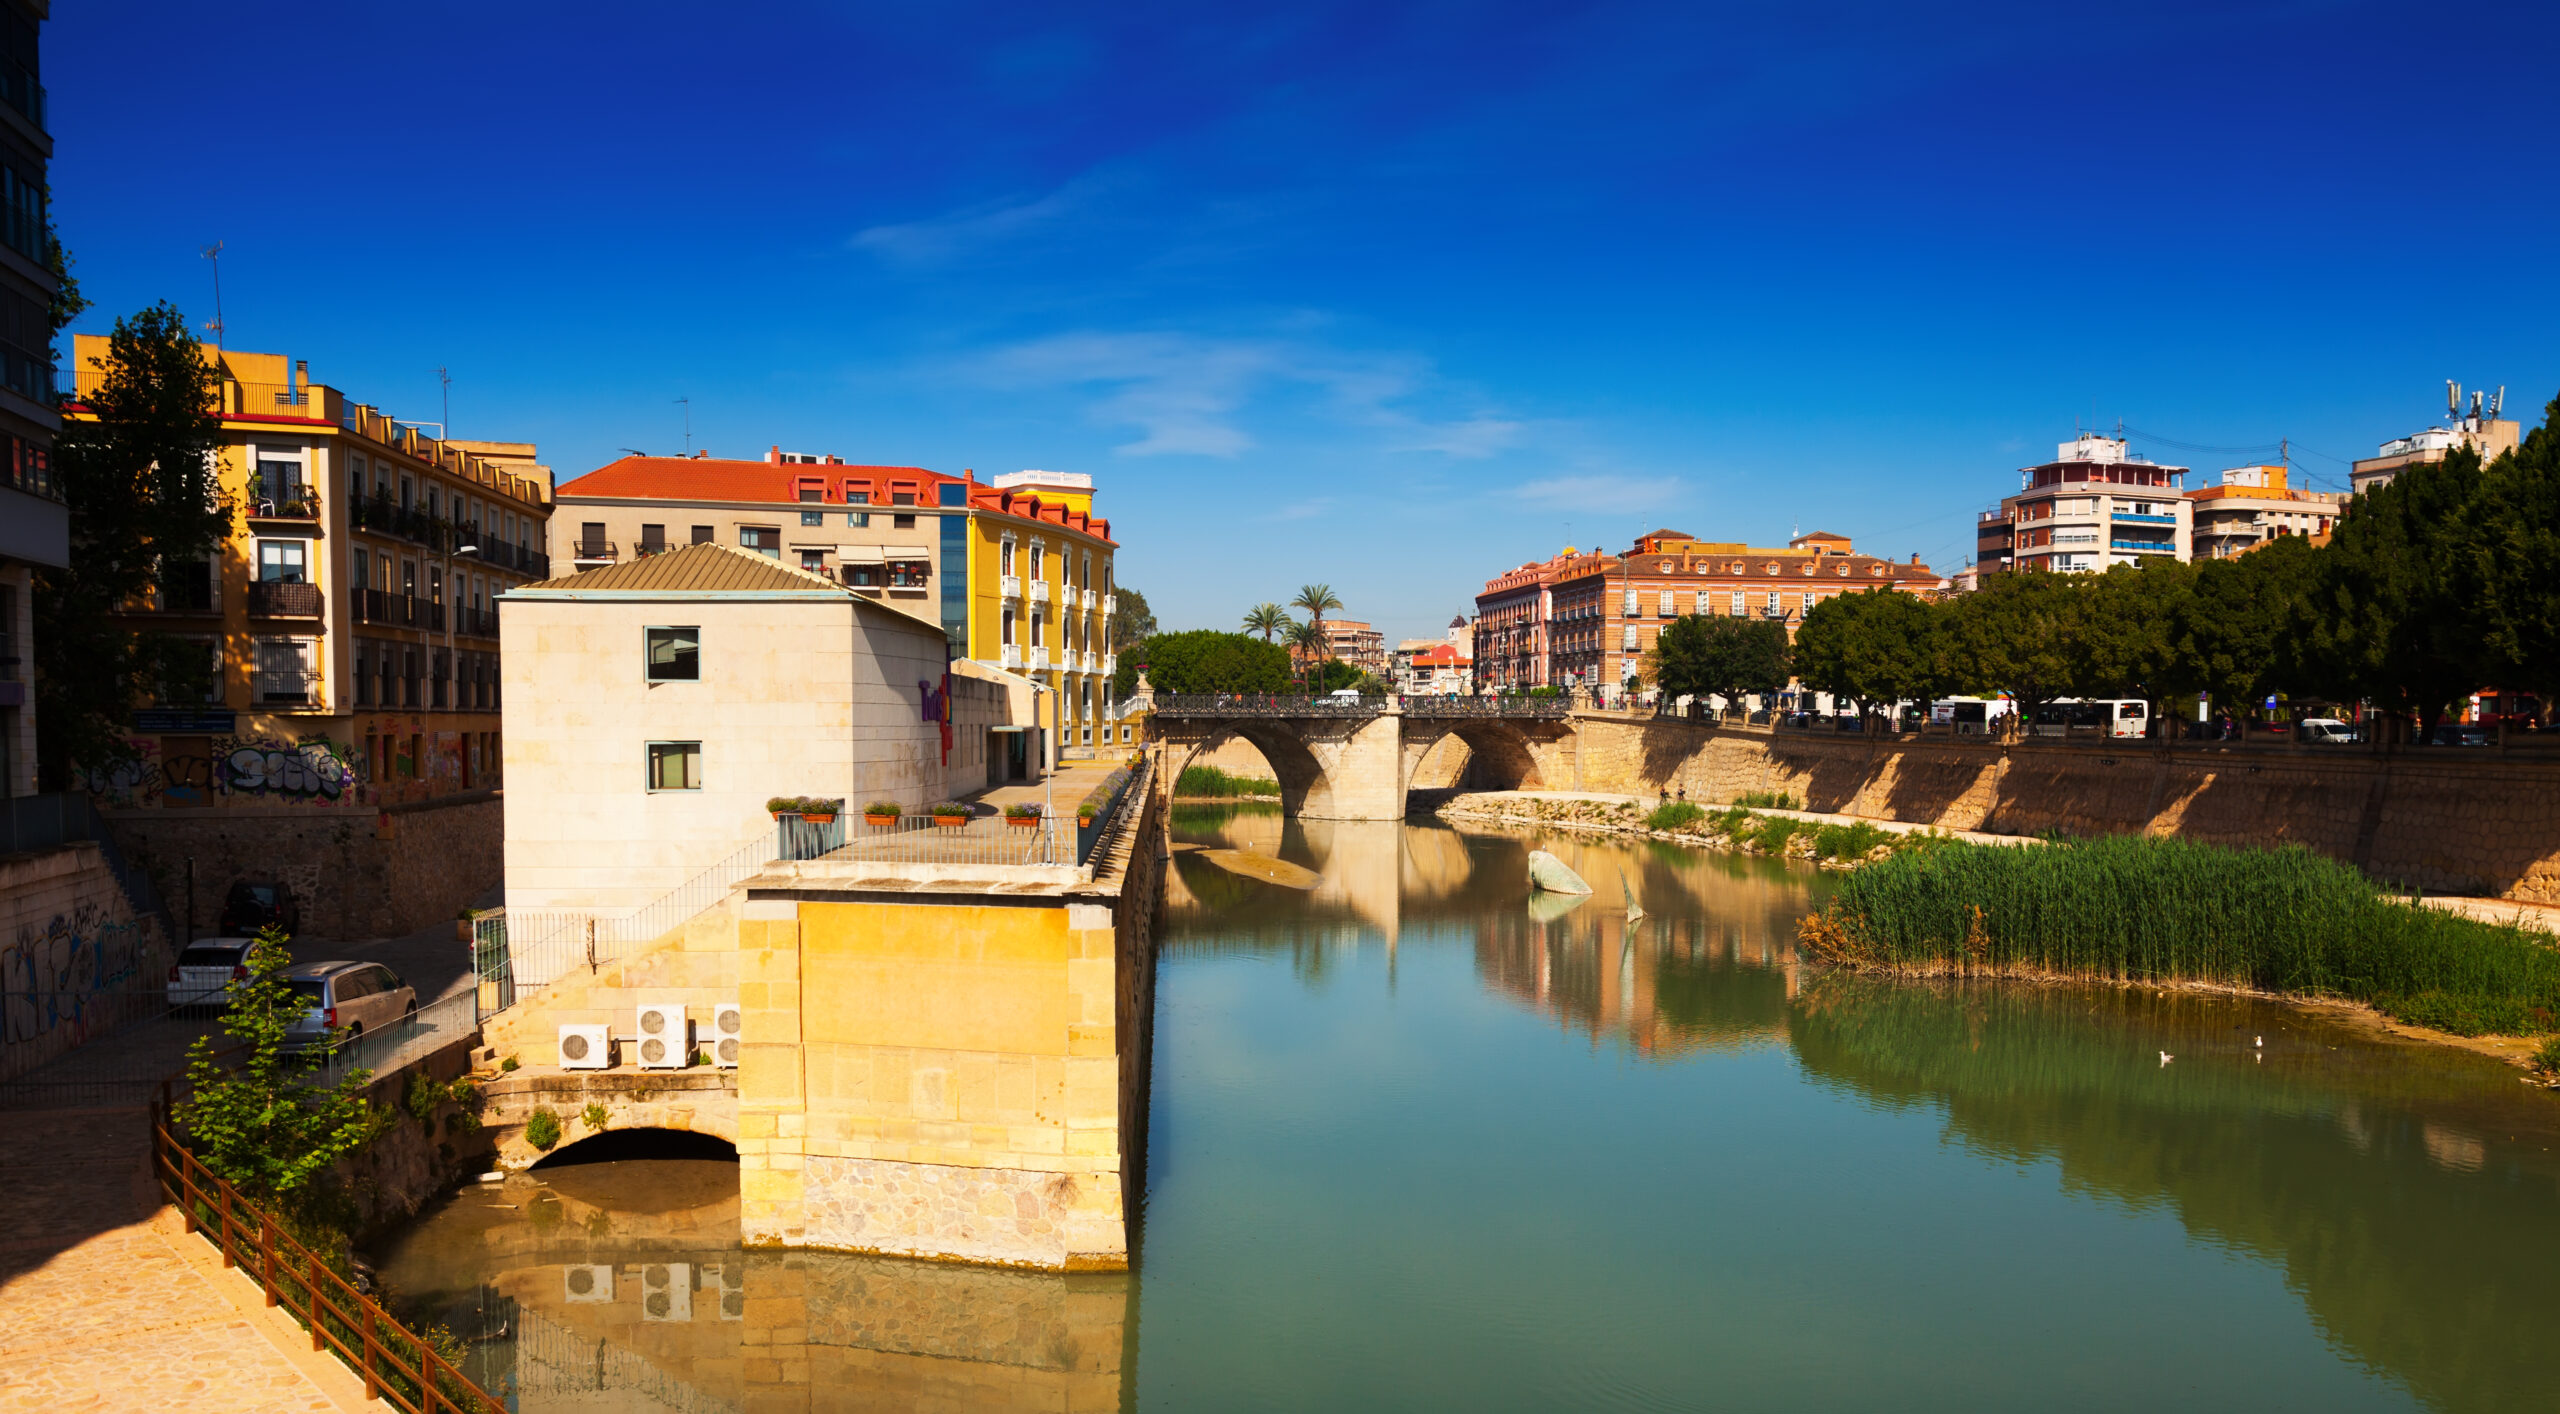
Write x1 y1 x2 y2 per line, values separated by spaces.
1566 530 1941 689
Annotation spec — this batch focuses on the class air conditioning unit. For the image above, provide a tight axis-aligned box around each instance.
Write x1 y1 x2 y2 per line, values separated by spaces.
701 1262 745 1321
634 1005 691 1069
640 1262 691 1322
557 1024 613 1071
563 1265 614 1303
710 1002 743 1069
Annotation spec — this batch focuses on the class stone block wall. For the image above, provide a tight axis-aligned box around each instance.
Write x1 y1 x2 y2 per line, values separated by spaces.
482 899 741 1066
1566 715 2560 902
1 841 165 1080
107 790 500 942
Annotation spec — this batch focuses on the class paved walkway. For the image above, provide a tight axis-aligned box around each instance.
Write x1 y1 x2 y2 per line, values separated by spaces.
0 1106 366 1412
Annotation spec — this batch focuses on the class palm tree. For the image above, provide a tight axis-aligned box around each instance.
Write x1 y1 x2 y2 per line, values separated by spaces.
1291 583 1342 630
1242 603 1292 641
1288 618 1330 687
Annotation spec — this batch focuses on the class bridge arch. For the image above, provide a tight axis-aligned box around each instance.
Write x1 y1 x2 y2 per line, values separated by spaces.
530 1126 740 1169
1405 719 1548 794
1149 697 1573 820
1163 722 1343 816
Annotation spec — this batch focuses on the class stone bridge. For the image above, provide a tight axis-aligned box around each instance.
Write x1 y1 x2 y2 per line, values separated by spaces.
1148 695 1579 819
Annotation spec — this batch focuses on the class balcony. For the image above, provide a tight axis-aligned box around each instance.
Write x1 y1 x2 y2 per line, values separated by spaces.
1001 644 1023 669
247 492 322 523
572 539 617 566
2111 511 2178 525
1102 653 1116 675
1029 580 1051 604
456 605 499 637
246 581 324 619
1029 646 1050 671
255 670 323 706
1100 593 1116 617
2110 540 2178 554
1000 574 1022 600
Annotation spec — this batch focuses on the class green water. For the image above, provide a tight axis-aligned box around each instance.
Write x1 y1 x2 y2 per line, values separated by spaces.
376 807 2560 1411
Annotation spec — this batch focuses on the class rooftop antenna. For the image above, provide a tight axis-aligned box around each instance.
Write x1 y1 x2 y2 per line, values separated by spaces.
2491 386 2505 418
436 367 451 440
676 396 691 455
2447 380 2461 419
199 242 225 349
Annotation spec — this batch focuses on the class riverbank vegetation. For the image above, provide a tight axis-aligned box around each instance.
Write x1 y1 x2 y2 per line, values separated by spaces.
1178 764 1281 797
1799 835 2560 1037
1456 793 1932 865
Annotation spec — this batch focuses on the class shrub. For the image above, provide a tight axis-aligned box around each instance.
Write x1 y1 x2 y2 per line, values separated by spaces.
498 1055 519 1073
796 797 843 816
1645 801 1707 831
2534 1037 2560 1075
928 801 972 818
524 1107 562 1150
863 801 901 817
581 1101 609 1133
171 928 378 1201
1800 835 2560 1036
1003 803 1042 820
1813 821 1893 861
1734 790 1799 810
765 797 800 815
1177 764 1281 797
1755 816 1802 854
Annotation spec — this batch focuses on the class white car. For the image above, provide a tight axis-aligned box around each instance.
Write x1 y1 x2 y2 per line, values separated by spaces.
2299 718 2360 745
166 937 258 1013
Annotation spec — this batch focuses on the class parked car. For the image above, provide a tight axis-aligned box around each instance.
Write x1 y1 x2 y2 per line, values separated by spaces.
2429 723 2492 748
165 937 259 1013
280 961 418 1051
219 879 301 937
2298 718 2361 745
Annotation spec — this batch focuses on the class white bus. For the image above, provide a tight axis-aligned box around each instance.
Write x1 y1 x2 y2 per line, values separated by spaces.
1930 697 2016 735
2029 698 2151 739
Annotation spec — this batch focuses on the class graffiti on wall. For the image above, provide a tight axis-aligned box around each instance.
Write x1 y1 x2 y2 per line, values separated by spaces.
82 735 359 806
216 735 358 802
2 902 152 1050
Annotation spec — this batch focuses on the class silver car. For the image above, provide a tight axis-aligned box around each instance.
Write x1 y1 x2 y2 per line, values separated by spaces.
281 961 418 1051
166 937 258 1013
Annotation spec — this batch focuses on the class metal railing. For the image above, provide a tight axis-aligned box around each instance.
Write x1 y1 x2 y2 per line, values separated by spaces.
246 580 325 618
150 1119 508 1413
310 989 479 1090
255 669 324 705
485 831 780 999
1151 693 1383 718
820 812 1071 866
1400 695 1570 719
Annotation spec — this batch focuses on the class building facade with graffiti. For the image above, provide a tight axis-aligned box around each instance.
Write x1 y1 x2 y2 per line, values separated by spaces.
68 339 556 815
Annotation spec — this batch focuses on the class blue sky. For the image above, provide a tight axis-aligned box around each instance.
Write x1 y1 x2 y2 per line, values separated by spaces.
52 1 2560 645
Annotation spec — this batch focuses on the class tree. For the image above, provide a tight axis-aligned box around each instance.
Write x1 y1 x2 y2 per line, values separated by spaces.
2068 559 2194 719
1291 584 1342 631
2172 537 2318 718
2472 389 2560 716
172 929 380 1202
1114 587 1158 644
2296 451 2489 742
1646 614 1790 716
1792 588 1947 726
1309 659 1379 693
1287 618 1330 686
1943 569 2079 726
36 304 231 787
1118 629 1291 695
1241 603 1293 641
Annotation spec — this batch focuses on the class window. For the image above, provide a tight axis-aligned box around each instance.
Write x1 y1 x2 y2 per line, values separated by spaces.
1001 607 1016 646
647 742 702 791
257 638 314 704
799 549 827 573
888 559 930 587
1030 610 1045 647
844 562 881 587
892 513 916 530
800 510 824 526
257 540 308 583
740 526 779 557
1000 537 1014 575
579 521 606 551
1622 626 1639 651
847 508 871 529
1623 590 1638 615
1030 542 1045 578
646 627 700 681
796 481 824 503
254 451 305 513
890 487 917 506
639 523 666 554
690 524 714 544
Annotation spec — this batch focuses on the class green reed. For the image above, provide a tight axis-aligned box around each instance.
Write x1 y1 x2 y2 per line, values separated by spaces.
1734 790 1800 810
1803 835 2560 1036
1176 764 1281 797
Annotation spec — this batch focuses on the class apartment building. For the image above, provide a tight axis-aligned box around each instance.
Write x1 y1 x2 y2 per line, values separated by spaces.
2350 384 2521 494
1475 551 1599 691
1573 530 1940 687
1998 435 2191 574
556 454 1124 760
2185 465 2344 559
70 340 554 811
1316 618 1387 676
0 0 53 798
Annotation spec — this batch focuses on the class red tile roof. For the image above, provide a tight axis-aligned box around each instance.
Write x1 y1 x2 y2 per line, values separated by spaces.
558 455 1114 545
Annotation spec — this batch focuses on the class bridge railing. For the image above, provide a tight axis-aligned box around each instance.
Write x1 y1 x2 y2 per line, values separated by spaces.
1398 696 1568 720
1151 693 1381 718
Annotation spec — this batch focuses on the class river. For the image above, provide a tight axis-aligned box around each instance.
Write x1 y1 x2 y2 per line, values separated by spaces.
374 805 2560 1412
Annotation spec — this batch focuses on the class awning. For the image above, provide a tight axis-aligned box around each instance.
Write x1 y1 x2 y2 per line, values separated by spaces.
836 545 888 562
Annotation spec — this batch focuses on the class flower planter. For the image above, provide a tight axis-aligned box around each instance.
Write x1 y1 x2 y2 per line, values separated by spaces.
864 813 898 828
933 815 969 828
802 813 837 825
1005 816 1038 829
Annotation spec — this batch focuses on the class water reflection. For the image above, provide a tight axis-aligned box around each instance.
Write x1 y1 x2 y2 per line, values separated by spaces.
374 1157 1130 1412
377 808 2560 1413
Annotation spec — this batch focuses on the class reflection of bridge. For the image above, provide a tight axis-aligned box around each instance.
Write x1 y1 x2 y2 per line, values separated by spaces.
1150 695 1577 819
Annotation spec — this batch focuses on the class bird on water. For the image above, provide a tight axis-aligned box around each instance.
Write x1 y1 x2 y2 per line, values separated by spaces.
2159 1051 2174 1066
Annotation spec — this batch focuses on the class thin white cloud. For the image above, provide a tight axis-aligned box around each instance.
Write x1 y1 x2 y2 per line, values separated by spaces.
1271 497 1334 521
850 179 1103 265
966 329 1518 460
1514 473 1685 513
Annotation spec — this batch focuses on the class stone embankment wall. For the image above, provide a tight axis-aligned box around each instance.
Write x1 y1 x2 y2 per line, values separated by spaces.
1566 716 2560 903
108 790 501 940
0 841 165 1080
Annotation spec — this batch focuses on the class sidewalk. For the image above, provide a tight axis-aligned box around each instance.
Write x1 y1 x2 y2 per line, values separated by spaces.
0 1105 365 1413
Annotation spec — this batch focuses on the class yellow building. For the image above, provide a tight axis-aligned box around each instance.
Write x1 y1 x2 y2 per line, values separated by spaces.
959 471 1124 760
67 338 554 934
